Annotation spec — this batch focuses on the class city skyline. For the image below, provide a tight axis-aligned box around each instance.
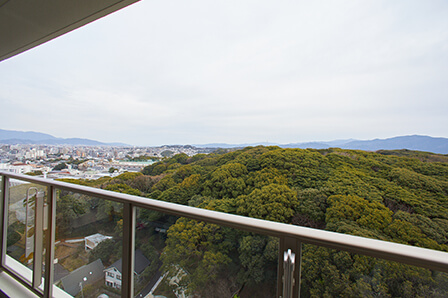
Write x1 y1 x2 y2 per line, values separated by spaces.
1 0 448 146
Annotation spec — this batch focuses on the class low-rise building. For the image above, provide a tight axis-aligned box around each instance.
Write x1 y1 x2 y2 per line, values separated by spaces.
104 249 150 289
84 233 113 250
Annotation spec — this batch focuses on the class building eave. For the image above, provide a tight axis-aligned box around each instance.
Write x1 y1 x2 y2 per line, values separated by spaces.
0 0 140 62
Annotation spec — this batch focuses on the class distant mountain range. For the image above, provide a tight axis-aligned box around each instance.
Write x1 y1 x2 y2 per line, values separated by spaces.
195 135 448 154
1 129 447 154
0 129 127 146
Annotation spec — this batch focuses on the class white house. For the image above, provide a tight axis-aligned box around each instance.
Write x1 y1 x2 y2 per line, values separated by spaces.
84 233 112 250
105 266 122 289
104 249 150 289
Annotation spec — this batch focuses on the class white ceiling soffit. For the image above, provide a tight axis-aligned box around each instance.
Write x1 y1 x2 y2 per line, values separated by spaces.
0 0 140 62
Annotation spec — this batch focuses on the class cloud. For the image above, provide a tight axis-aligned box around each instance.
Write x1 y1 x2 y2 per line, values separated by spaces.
1 0 447 145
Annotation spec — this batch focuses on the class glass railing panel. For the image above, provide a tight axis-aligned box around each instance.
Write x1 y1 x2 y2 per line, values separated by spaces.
133 207 279 298
53 190 123 298
300 244 448 297
4 178 47 286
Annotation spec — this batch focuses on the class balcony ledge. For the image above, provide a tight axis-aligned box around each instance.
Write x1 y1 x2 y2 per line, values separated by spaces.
0 255 72 298
0 269 38 298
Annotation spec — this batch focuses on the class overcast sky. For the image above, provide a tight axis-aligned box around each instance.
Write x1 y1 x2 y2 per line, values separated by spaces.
1 0 447 146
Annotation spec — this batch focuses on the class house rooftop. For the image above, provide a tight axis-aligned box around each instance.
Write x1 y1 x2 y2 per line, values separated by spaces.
60 259 104 296
107 249 150 275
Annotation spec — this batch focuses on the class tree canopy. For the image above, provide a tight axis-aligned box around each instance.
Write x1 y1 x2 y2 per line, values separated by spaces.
62 147 448 297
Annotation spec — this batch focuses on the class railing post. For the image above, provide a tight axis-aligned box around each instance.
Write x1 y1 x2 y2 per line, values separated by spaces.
278 237 302 298
283 249 295 298
33 190 45 289
122 202 136 297
43 186 56 298
0 175 9 267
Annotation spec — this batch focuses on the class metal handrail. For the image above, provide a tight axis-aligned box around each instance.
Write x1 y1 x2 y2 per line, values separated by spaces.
2 171 448 297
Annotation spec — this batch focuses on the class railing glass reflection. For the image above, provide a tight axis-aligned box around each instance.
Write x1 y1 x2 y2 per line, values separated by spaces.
4 179 47 289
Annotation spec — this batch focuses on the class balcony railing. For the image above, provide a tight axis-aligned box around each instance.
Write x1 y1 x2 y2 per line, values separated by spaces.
1 170 448 297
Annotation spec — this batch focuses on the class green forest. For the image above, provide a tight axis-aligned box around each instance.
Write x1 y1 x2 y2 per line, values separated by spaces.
62 147 448 297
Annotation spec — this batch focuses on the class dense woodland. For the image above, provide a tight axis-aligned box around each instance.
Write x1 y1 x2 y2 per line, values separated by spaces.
61 147 448 297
